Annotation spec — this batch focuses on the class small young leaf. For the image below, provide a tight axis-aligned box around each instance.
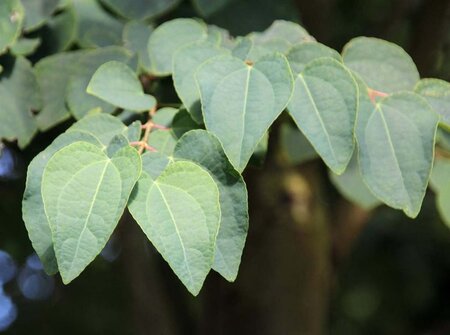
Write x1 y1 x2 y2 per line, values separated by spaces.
174 130 248 281
21 0 59 32
148 18 208 76
415 78 450 129
357 91 438 218
251 20 313 45
342 37 419 93
42 142 141 283
280 122 318 165
123 21 153 73
287 57 358 174
173 41 229 123
10 38 41 56
196 53 293 172
87 61 156 112
128 160 221 295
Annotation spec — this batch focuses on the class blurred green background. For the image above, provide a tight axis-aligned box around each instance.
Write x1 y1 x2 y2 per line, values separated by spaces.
1 0 450 334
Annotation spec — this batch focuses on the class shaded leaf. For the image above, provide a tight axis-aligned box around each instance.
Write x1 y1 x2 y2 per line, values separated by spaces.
0 0 24 54
100 0 180 20
21 0 59 32
415 78 450 129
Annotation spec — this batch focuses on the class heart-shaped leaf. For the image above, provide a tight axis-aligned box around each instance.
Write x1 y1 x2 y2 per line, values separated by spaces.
415 78 450 129
128 160 220 295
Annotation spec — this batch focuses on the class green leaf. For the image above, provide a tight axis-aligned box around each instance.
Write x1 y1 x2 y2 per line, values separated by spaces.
430 157 450 227
192 0 230 17
329 153 380 210
196 53 293 172
0 0 24 54
43 5 77 53
128 160 221 295
415 78 450 129
36 47 133 128
0 57 39 148
173 41 229 123
100 0 180 20
246 38 292 61
66 47 133 120
125 120 142 143
123 21 153 73
148 18 208 76
22 132 102 275
67 113 127 146
10 37 41 56
342 37 420 93
251 20 313 45
356 91 438 218
140 151 170 179
87 61 156 112
72 0 123 48
231 37 254 60
42 142 141 283
286 42 341 75
21 0 59 32
148 130 177 155
152 107 178 127
174 130 248 281
280 122 318 165
172 108 202 138
287 57 358 174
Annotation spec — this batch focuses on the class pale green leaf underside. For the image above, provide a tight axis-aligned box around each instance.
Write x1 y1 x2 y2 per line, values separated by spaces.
148 18 207 76
342 36 420 93
123 21 153 72
42 142 141 283
87 61 156 112
174 130 248 281
288 57 358 174
357 91 438 218
128 160 221 295
286 42 341 75
415 78 450 129
196 53 293 172
22 132 102 275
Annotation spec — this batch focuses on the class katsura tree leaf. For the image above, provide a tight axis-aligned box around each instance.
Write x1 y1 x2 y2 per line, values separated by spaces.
287 57 358 174
196 53 293 172
148 130 178 155
72 0 123 48
251 20 313 45
21 0 59 32
140 151 171 179
172 109 202 138
67 113 127 146
231 37 254 60
286 42 341 75
125 120 142 143
0 57 40 148
128 160 221 295
246 38 292 62
430 157 450 227
152 107 178 127
66 47 133 120
342 37 420 93
22 132 102 275
10 38 41 56
42 142 141 283
0 0 24 54
280 122 318 165
43 6 77 53
206 25 231 47
173 41 229 123
174 130 248 281
192 0 231 17
415 79 450 129
357 91 438 218
148 18 208 76
329 153 380 210
437 129 450 151
100 0 180 21
123 21 153 72
249 132 269 167
87 61 156 112
36 47 133 128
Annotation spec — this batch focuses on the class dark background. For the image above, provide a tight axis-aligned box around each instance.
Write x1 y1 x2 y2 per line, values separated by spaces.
1 0 450 334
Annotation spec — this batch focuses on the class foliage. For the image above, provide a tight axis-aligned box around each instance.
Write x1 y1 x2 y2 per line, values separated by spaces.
0 0 449 296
